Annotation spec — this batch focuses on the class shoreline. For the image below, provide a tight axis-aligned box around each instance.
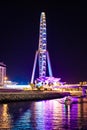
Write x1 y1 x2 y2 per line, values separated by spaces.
0 89 70 103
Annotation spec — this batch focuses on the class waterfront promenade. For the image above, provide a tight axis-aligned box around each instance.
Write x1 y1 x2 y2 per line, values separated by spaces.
0 88 70 103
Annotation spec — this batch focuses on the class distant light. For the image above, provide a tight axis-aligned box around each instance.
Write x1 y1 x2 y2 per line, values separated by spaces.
6 85 31 89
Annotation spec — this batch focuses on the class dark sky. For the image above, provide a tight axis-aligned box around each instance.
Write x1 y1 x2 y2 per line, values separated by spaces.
0 0 86 84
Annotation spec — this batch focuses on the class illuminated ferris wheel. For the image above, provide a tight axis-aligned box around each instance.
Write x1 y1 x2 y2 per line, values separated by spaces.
39 12 47 77
31 12 53 84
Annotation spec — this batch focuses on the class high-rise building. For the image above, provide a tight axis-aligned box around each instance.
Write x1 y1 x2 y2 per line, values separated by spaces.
0 62 6 86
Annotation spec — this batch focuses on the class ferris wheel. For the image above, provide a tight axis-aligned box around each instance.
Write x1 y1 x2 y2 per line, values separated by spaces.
38 12 47 77
31 12 53 84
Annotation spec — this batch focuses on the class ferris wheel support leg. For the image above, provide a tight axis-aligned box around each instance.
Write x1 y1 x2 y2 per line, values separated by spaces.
31 51 38 84
47 51 53 77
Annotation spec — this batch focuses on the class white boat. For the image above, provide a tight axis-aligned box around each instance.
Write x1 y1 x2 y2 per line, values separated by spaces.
56 96 72 105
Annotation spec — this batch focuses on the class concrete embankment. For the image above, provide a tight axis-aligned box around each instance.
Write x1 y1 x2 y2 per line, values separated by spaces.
0 90 70 103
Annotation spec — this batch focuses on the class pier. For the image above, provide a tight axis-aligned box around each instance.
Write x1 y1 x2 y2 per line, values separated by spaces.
0 88 70 103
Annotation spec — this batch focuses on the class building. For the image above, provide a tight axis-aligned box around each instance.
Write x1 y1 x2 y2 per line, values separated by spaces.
0 62 6 86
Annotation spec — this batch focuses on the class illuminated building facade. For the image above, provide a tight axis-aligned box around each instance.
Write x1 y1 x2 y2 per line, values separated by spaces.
0 62 6 86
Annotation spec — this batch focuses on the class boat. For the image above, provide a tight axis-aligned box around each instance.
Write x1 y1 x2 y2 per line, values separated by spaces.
56 96 73 105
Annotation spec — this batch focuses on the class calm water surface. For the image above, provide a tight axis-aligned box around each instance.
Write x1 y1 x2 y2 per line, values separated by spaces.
0 97 87 130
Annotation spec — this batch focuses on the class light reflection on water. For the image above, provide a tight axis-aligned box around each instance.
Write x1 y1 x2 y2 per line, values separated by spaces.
0 97 87 130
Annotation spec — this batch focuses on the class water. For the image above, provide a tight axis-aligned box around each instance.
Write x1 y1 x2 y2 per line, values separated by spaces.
0 97 87 130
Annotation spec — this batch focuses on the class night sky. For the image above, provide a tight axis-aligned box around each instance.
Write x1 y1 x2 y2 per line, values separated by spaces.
0 1 86 84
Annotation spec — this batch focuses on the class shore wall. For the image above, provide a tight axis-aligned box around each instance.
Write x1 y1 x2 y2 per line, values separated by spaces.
0 91 70 103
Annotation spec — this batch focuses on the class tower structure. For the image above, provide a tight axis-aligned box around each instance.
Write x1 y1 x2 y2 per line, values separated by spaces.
31 12 53 84
0 62 6 86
